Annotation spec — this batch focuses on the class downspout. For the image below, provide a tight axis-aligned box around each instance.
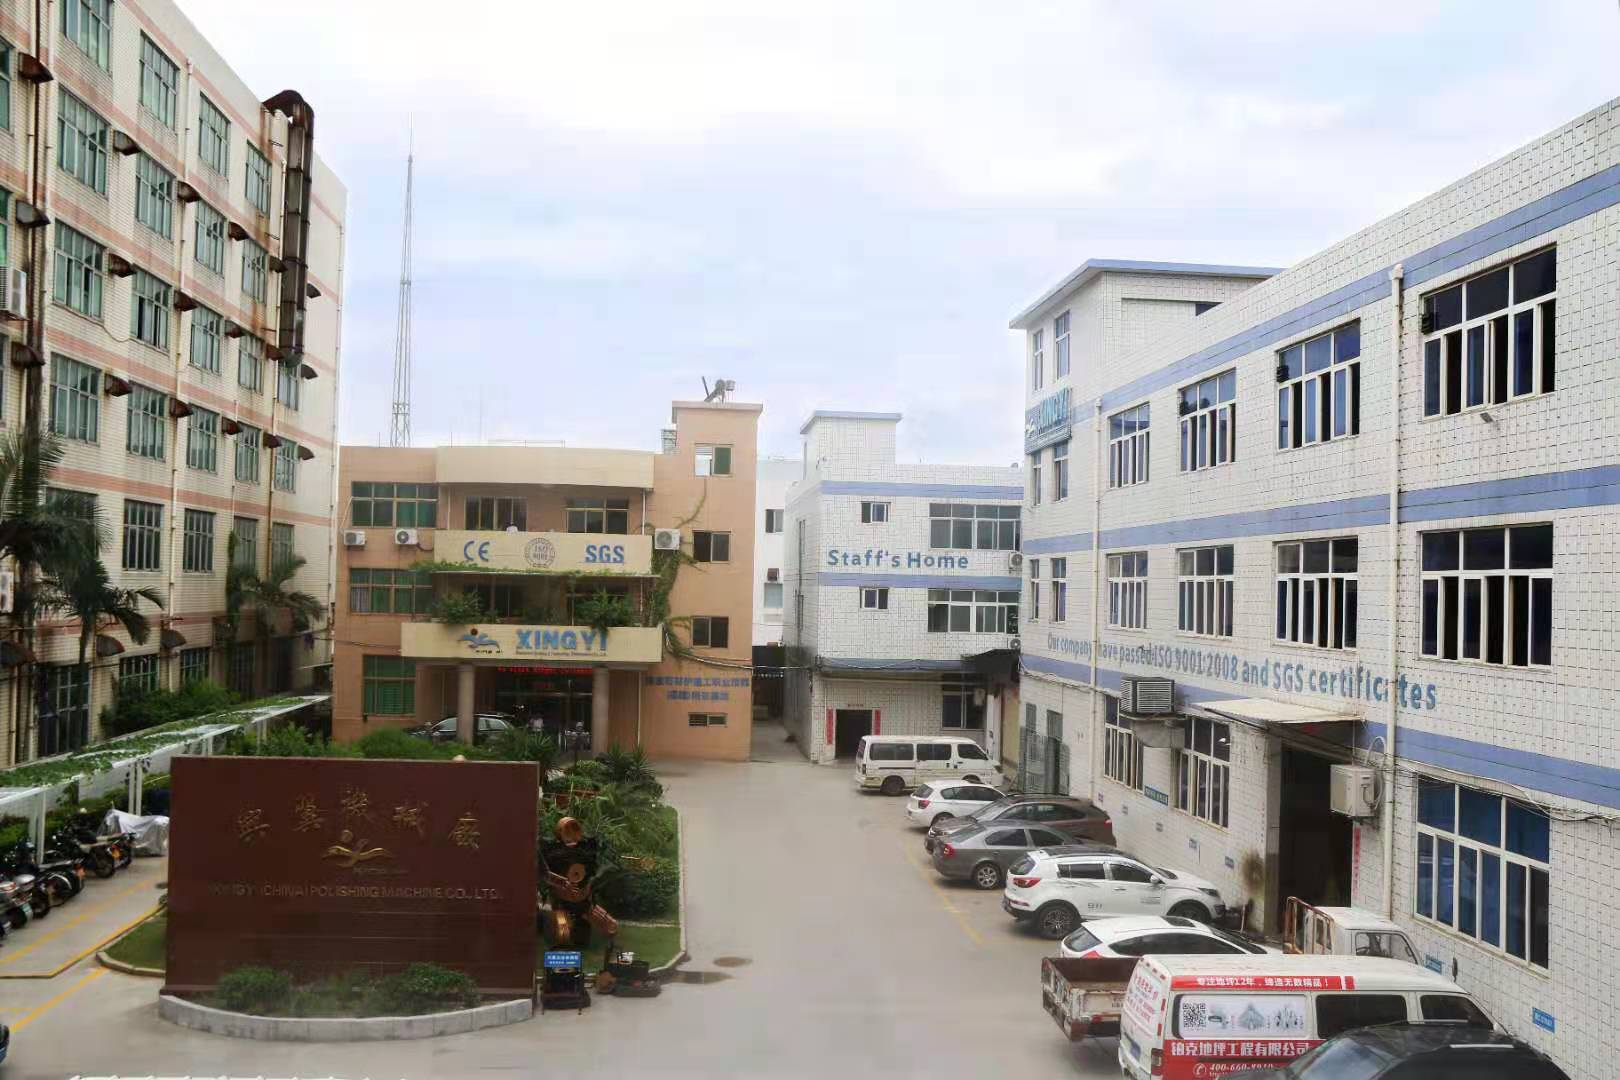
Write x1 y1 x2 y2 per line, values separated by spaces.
1381 263 1405 918
1088 397 1103 798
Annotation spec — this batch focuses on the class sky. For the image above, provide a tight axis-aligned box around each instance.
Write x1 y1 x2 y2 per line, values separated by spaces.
179 0 1620 466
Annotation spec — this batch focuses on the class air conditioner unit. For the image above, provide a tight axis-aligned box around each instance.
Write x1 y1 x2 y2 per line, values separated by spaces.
766 567 780 582
341 530 366 548
653 528 681 551
0 269 26 320
393 528 420 547
1008 637 1021 651
0 568 13 614
1120 675 1174 715
1330 765 1380 818
1007 551 1024 572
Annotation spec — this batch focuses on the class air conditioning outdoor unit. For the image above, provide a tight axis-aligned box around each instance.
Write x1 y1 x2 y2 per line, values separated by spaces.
653 528 681 551
766 567 780 582
0 568 13 614
0 269 26 320
341 530 367 548
1120 675 1174 715
1007 551 1024 571
1008 636 1021 651
394 528 420 547
1330 764 1380 818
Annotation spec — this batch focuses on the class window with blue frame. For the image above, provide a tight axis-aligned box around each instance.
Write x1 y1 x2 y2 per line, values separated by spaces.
1415 777 1548 969
1278 321 1360 449
1178 369 1236 472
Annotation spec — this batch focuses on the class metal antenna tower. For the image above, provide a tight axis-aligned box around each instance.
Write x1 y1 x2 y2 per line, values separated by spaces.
388 142 414 447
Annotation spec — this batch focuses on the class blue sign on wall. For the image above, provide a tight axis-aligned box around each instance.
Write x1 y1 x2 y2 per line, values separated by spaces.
544 950 583 970
1143 785 1170 806
1025 387 1073 453
1423 954 1444 974
1532 1008 1556 1033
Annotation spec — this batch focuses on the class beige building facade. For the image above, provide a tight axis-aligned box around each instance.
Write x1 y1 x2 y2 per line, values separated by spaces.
333 400 760 762
0 0 346 764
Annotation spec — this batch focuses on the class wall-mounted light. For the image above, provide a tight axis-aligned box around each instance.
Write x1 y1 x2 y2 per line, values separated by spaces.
1480 411 1494 424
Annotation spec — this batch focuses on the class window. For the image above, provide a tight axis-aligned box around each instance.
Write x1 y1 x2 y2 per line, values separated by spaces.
693 531 731 562
198 95 231 177
1417 779 1548 968
1054 310 1070 377
182 509 215 572
1420 524 1552 667
1420 995 1492 1026
245 145 272 215
1108 403 1150 488
860 500 889 523
1178 369 1237 472
762 582 783 609
929 503 1020 550
131 269 171 348
1050 557 1067 623
190 306 223 373
1276 538 1358 649
1110 860 1155 883
363 656 416 715
1052 440 1070 500
348 568 434 615
463 580 523 618
1030 328 1043 391
53 224 104 317
126 384 166 460
232 517 258 569
1314 995 1408 1040
1278 322 1360 448
139 34 178 127
229 644 255 695
870 742 914 762
238 334 265 392
1108 552 1148 630
1174 717 1230 827
179 647 210 686
272 439 299 492
61 0 111 68
0 187 9 270
1193 301 1219 316
351 483 438 529
270 522 294 567
235 424 261 483
1030 451 1042 507
194 201 226 274
695 444 732 476
690 616 729 649
861 586 889 610
942 674 986 729
57 89 108 193
40 663 91 755
49 355 100 441
1103 696 1143 790
242 240 268 302
122 499 162 571
134 154 174 238
1177 545 1234 637
466 496 525 531
275 359 302 408
47 487 97 531
187 407 218 472
1028 558 1040 621
927 589 1017 633
764 508 783 533
565 497 628 533
688 713 727 728
0 40 11 131
1422 248 1556 418
117 654 160 699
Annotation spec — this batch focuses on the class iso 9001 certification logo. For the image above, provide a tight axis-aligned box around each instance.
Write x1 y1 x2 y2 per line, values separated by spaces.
524 537 557 568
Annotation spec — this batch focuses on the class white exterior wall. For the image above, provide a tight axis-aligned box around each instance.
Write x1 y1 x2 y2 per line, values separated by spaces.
753 457 798 646
1014 98 1620 1076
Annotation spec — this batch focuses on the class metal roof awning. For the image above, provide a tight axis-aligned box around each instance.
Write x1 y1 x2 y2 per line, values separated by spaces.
1201 698 1363 727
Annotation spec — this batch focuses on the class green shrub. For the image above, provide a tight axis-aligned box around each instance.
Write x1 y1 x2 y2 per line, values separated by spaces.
487 729 558 772
429 592 486 624
370 963 480 1014
216 966 293 1014
228 724 354 759
597 855 679 919
599 745 662 796
104 680 241 736
354 727 458 761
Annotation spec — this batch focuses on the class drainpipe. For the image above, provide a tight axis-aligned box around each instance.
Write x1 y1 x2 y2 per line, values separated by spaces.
1088 396 1103 798
1381 263 1405 918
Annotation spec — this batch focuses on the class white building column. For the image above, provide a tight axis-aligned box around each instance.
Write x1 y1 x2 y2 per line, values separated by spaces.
591 667 611 752
456 662 476 745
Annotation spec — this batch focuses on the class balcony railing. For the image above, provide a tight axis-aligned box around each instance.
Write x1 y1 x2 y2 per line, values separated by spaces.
400 622 664 665
430 530 653 576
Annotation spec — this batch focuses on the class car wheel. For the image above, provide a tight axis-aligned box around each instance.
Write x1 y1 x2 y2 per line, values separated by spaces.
930 813 953 827
880 776 906 796
1035 902 1079 939
1168 901 1212 923
971 862 1003 890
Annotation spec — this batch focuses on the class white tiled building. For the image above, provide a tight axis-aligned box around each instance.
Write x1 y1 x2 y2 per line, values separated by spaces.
783 411 1022 766
1014 99 1620 1075
753 456 798 646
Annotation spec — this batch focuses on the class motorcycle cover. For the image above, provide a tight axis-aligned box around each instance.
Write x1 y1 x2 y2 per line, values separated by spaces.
101 809 170 856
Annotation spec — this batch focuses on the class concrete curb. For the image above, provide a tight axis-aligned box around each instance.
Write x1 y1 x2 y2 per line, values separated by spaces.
649 803 690 979
157 994 533 1041
96 949 163 977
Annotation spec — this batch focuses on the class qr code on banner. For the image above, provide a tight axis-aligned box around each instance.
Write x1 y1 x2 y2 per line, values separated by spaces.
1182 1001 1209 1029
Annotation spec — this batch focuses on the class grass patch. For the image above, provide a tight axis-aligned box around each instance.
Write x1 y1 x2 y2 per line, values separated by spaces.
105 913 167 971
541 921 682 975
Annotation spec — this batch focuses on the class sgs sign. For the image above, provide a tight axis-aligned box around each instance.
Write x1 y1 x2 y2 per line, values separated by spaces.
583 544 626 564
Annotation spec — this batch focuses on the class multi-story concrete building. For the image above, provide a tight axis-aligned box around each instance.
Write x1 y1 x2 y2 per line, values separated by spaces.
1013 99 1620 1073
783 411 1021 766
0 0 345 764
332 398 760 761
753 456 797 647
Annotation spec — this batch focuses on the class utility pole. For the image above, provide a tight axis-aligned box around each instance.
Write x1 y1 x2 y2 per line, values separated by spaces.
389 142 414 447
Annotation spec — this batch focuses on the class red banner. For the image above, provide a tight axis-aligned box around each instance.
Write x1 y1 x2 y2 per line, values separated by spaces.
826 709 834 744
1170 974 1352 990
1162 1039 1323 1079
873 709 881 735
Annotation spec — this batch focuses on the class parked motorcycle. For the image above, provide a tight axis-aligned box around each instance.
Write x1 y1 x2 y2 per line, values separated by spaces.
0 842 80 908
0 868 49 923
0 879 29 931
49 827 117 880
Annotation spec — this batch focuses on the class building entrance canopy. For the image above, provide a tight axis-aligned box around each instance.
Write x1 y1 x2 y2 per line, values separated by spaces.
1201 698 1362 728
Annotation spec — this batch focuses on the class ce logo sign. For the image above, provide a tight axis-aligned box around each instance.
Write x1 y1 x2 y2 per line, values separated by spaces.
463 540 491 562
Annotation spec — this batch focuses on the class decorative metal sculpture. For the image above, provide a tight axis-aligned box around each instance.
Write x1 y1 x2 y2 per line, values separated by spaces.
538 816 619 948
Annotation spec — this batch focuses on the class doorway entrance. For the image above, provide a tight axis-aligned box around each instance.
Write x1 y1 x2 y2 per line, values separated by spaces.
833 709 873 760
489 668 593 739
1276 748 1352 917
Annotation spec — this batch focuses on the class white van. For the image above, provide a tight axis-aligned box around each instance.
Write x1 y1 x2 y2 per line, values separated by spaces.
1118 954 1495 1080
853 735 1000 795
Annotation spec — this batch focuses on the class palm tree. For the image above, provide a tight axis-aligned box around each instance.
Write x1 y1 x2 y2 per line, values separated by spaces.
41 558 164 669
0 429 102 623
225 537 324 694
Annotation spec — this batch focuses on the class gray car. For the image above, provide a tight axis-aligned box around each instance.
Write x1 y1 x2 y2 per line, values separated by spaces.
923 795 1115 854
930 824 1110 890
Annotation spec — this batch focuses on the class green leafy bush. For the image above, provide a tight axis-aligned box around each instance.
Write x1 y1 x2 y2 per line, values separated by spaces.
216 966 293 1014
429 592 486 624
209 964 479 1017
486 729 558 772
371 963 481 1013
598 745 662 795
103 680 241 736
226 725 356 759
355 727 466 761
597 855 679 919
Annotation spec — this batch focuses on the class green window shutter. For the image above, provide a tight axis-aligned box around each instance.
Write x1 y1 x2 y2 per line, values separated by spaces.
714 446 732 475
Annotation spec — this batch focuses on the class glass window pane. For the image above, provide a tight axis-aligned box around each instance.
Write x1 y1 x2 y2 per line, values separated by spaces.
1436 838 1454 925
1541 299 1556 393
1506 862 1526 958
1458 788 1501 845
1441 577 1458 660
1513 248 1556 301
1466 325 1485 407
1466 265 1509 319
1485 576 1505 665
1332 537 1358 572
1445 330 1463 412
1334 322 1360 362
1510 524 1553 569
1530 868 1548 968
1303 334 1332 374
1422 532 1459 571
1531 578 1552 666
1277 543 1300 574
1427 284 1462 331
1303 541 1330 574
1424 340 1442 416
1416 835 1434 918
1418 779 1455 830
1216 546 1233 575
1480 852 1500 946
1506 802 1550 862
1461 579 1481 659
1458 847 1477 937
1513 310 1535 396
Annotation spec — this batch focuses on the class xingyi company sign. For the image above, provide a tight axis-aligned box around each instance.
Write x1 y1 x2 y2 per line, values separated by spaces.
458 627 612 656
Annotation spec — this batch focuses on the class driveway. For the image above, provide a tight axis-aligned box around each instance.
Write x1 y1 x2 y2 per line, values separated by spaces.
5 724 1121 1078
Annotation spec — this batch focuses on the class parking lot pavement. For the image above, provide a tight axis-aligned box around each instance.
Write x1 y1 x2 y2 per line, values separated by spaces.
5 725 1124 1078
0 856 166 979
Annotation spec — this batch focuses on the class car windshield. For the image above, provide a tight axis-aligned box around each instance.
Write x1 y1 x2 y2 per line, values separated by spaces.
1206 925 1267 955
1355 931 1419 964
1283 1036 1395 1079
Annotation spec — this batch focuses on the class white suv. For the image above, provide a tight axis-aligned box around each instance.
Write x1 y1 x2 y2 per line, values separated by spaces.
1001 849 1227 939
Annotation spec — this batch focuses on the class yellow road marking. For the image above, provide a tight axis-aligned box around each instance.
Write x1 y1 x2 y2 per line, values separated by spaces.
0 879 152 969
10 967 106 1031
899 837 984 947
